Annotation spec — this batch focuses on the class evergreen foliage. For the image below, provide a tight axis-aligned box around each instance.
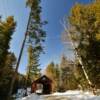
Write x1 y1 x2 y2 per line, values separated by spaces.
59 56 78 91
45 56 78 92
45 62 60 92
27 45 41 83
0 16 17 99
0 16 16 68
63 0 100 88
26 0 47 53
0 52 17 99
25 0 47 86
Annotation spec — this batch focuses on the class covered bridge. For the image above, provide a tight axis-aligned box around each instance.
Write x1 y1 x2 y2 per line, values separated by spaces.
31 75 52 94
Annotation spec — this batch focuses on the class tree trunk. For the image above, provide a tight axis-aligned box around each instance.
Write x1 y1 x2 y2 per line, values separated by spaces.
63 23 96 94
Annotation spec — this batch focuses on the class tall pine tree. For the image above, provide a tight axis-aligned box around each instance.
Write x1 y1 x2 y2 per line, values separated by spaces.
9 0 47 97
0 16 17 99
0 16 16 68
27 45 41 83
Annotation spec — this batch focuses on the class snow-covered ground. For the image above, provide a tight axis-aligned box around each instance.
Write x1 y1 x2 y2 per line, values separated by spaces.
16 90 100 100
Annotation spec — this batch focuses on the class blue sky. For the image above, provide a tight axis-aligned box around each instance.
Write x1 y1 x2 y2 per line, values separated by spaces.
0 0 91 74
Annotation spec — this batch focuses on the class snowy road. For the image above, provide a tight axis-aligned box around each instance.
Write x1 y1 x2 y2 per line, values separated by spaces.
17 90 100 100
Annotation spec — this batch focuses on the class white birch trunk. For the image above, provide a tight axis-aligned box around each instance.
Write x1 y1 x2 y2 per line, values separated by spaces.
62 22 92 86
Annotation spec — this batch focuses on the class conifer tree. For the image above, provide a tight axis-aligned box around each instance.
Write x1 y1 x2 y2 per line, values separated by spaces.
27 45 41 82
63 0 100 89
0 16 16 68
9 0 47 96
60 55 77 91
0 52 17 99
45 62 60 92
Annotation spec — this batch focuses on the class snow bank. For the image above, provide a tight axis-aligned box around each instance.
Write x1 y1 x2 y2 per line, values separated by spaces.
52 90 100 100
16 93 43 100
16 90 100 100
